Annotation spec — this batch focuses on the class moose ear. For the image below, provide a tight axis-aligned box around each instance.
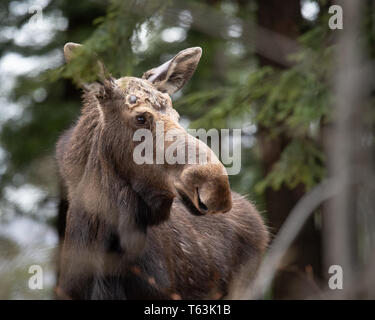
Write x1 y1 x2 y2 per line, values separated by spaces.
142 47 202 95
63 42 82 63
63 42 107 84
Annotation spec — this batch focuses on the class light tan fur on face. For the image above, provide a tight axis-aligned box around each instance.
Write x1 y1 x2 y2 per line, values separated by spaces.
116 77 179 122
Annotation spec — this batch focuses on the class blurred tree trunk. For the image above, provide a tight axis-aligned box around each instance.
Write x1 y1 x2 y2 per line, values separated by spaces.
255 0 322 299
322 0 367 298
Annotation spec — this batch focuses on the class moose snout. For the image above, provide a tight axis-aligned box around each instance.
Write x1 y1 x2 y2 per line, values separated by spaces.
175 163 232 215
196 174 232 214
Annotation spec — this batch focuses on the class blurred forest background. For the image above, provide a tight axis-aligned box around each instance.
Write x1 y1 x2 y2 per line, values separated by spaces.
0 0 374 299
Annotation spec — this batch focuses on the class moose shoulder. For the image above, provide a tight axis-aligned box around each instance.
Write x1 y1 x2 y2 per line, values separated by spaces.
57 43 269 299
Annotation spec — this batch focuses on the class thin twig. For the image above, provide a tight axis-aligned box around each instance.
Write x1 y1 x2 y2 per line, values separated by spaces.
243 179 343 299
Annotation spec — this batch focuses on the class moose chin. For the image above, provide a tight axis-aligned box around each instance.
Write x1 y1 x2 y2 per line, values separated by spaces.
56 43 269 300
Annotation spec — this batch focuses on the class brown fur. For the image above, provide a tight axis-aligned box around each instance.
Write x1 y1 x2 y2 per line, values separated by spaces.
57 45 269 299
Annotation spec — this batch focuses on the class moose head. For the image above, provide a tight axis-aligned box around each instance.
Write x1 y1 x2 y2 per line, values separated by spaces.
61 43 232 257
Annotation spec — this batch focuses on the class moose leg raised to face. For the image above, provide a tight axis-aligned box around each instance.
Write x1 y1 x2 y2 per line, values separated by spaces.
56 43 269 299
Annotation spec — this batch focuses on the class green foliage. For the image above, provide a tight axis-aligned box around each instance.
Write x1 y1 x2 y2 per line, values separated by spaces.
255 138 325 193
54 0 169 85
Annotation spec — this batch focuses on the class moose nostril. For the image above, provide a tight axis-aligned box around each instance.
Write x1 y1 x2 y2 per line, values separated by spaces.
196 188 208 213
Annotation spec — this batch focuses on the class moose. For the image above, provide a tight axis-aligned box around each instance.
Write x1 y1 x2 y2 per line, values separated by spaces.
56 43 269 299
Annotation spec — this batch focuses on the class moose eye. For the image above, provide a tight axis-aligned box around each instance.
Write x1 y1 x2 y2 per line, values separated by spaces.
136 115 147 125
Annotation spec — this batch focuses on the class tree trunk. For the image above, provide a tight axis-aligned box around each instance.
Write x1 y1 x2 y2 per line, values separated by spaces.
256 0 323 299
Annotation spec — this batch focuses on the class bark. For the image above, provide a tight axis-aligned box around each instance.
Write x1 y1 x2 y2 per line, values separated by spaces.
256 0 322 299
322 0 368 297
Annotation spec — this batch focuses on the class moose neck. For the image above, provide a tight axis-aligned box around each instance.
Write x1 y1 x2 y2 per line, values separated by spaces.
61 166 152 298
80 163 154 260
70 92 174 259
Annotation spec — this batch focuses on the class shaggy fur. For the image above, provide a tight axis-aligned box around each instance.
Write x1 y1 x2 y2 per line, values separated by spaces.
57 45 269 299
